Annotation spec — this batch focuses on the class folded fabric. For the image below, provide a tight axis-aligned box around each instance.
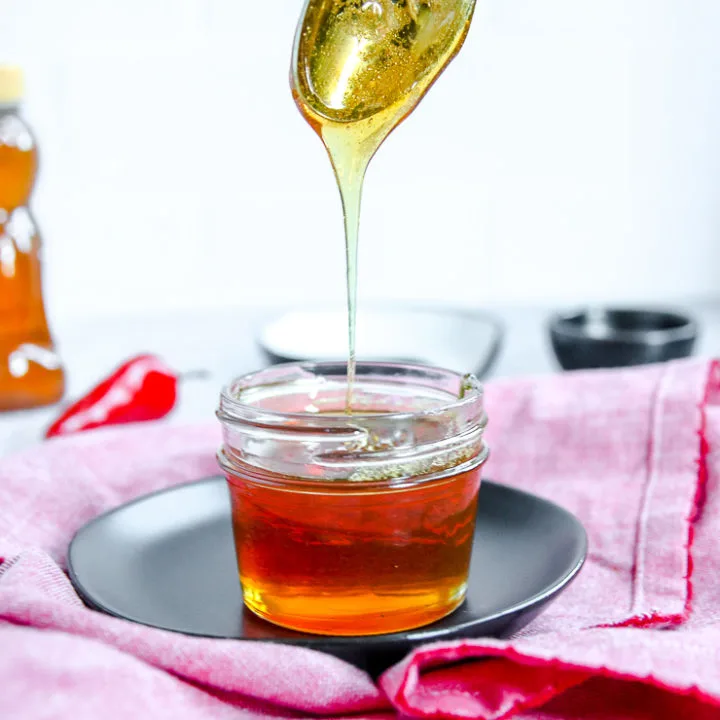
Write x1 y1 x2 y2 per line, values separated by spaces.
381 358 720 718
1 358 719 719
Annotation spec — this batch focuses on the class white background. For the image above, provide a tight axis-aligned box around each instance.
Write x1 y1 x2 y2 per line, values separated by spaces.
1 0 719 323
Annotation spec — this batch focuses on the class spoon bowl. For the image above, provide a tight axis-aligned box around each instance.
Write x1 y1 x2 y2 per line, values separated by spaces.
292 0 477 130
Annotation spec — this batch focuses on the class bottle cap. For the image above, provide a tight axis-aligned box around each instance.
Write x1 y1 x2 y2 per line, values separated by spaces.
0 66 24 104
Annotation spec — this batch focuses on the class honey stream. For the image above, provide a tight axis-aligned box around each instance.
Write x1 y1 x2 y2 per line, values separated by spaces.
291 0 476 409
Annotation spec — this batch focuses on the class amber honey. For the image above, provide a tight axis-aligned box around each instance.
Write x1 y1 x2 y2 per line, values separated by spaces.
217 362 489 636
227 463 481 635
0 66 64 410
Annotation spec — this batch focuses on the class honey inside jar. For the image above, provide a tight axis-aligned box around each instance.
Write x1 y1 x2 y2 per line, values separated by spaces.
217 362 488 636
227 462 481 635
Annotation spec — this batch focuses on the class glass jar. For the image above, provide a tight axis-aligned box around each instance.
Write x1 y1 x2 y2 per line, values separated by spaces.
217 361 489 636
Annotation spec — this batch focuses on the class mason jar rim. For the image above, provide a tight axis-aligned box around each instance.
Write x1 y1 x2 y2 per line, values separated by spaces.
217 360 484 426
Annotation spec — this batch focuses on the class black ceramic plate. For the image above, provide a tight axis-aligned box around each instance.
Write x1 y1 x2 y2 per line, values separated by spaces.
68 477 587 676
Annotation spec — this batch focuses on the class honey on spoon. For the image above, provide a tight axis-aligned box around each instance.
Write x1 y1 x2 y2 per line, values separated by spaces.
291 0 477 409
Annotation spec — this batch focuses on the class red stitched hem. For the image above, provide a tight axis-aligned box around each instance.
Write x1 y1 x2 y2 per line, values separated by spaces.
605 360 715 630
596 611 683 630
685 359 718 618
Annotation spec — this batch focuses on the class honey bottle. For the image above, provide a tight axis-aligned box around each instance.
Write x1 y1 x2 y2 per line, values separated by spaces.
0 66 64 410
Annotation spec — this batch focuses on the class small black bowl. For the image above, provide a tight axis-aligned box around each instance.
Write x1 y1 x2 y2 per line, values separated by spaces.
549 307 699 371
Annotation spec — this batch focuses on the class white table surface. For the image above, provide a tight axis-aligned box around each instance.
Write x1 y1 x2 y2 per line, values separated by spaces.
2 302 718 456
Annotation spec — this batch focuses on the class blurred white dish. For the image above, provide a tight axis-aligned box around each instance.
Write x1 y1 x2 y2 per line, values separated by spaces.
258 306 504 378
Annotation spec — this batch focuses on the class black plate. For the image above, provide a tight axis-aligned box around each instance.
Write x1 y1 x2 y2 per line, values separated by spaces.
68 477 587 676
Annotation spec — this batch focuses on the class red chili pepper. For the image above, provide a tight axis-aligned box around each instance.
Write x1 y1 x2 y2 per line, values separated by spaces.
45 354 179 438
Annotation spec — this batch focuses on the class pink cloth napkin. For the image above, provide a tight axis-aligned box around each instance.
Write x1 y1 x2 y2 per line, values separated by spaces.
2 358 720 719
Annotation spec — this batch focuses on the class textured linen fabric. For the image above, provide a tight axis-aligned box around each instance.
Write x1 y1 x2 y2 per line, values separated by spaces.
1 359 719 719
